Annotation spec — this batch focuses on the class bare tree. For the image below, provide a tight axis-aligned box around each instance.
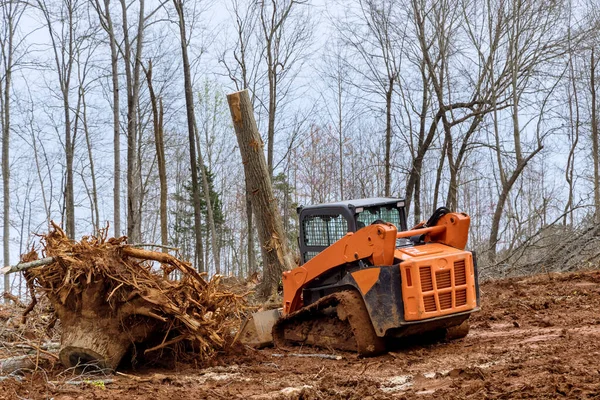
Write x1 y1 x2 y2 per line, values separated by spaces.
144 61 168 252
317 40 360 200
173 0 221 273
75 45 100 232
22 86 52 225
591 48 599 223
563 18 580 227
37 0 84 239
258 0 312 179
120 0 146 243
92 0 121 237
407 0 495 217
335 0 403 197
1 0 26 297
487 0 568 262
220 0 262 275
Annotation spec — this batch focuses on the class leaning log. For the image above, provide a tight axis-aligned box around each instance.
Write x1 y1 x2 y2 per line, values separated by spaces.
226 89 295 297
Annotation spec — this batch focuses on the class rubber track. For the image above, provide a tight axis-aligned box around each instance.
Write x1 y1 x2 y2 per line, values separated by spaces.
272 290 385 356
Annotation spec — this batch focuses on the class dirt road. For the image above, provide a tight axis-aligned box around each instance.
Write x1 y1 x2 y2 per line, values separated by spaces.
3 269 600 399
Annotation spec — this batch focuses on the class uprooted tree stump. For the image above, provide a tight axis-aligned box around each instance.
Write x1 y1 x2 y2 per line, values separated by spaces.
18 222 247 370
55 277 157 370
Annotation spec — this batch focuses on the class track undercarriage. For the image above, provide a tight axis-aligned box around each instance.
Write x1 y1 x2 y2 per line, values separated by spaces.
272 290 385 356
272 290 470 356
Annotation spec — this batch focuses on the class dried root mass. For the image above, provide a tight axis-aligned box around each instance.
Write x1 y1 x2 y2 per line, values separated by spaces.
22 222 247 370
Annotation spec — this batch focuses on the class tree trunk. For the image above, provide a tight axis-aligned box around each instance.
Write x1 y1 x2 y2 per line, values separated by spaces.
227 89 295 297
1 54 9 299
59 316 132 370
64 92 75 239
265 31 277 180
564 51 579 227
0 355 35 374
384 77 394 197
405 111 442 217
121 0 144 244
445 123 457 210
245 177 257 275
93 0 121 236
1 1 16 298
433 136 447 212
106 0 121 237
338 76 344 200
158 99 168 251
81 87 100 232
145 63 168 252
488 146 544 263
192 119 221 275
173 0 204 272
592 49 599 223
54 280 155 371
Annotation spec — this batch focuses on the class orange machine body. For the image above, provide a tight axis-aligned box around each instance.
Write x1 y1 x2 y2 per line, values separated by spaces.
281 222 398 315
281 212 478 332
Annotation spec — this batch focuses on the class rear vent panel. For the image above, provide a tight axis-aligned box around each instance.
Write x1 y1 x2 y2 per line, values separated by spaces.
423 295 437 312
436 270 452 289
420 266 434 291
455 288 467 306
439 292 452 310
454 260 467 285
414 258 471 315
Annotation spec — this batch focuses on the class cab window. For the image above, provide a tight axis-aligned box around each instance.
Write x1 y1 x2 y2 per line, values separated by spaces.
356 206 401 228
302 214 348 247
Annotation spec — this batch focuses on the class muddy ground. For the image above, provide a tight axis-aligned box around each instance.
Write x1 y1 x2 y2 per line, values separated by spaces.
2 269 600 399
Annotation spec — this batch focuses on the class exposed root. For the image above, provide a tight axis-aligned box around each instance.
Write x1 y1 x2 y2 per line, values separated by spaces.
21 222 249 369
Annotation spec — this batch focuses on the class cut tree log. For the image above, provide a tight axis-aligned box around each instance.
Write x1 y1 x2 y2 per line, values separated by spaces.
0 355 35 374
1 257 55 275
227 89 295 298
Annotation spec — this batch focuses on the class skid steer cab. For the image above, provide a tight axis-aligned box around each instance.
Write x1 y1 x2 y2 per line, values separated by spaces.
297 198 409 264
240 197 481 356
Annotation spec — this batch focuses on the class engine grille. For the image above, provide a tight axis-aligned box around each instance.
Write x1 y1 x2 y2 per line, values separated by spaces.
454 259 466 285
455 288 467 306
439 292 452 310
419 266 434 291
418 259 470 313
436 270 452 289
423 295 436 312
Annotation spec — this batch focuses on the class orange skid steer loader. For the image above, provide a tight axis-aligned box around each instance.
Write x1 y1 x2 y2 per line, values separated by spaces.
240 198 480 356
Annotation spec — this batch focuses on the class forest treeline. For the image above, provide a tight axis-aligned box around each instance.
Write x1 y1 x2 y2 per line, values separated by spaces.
1 0 599 297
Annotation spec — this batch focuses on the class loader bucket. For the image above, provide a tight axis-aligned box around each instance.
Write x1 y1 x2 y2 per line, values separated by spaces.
239 308 282 348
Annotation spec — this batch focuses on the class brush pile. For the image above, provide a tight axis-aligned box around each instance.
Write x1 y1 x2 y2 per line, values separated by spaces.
20 222 247 370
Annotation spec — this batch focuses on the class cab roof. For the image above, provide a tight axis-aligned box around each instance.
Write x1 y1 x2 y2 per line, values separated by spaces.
297 197 405 213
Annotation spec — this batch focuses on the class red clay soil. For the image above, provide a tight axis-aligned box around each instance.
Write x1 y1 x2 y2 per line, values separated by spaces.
3 269 600 399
